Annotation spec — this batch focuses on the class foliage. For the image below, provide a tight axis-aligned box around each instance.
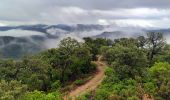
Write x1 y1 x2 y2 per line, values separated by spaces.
146 32 166 65
102 38 148 79
16 58 51 91
76 92 92 100
92 33 169 99
149 62 170 99
0 34 169 99
0 37 96 99
0 80 27 100
94 68 142 100
74 79 85 86
22 90 61 100
51 80 61 90
84 37 112 60
39 37 95 85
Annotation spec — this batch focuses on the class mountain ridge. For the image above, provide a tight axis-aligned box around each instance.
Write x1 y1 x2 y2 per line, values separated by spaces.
0 24 170 58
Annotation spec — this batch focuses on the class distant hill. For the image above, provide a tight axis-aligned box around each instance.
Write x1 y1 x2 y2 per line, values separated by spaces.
0 24 169 58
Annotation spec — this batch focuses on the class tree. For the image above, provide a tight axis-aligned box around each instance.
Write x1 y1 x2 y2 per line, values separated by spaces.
84 37 112 60
146 32 165 65
114 38 138 47
102 38 148 79
57 38 94 83
17 58 51 91
59 37 80 54
154 44 170 63
0 59 20 81
39 37 95 85
149 62 170 99
137 36 147 48
0 80 27 100
112 45 147 78
57 37 80 83
70 44 95 77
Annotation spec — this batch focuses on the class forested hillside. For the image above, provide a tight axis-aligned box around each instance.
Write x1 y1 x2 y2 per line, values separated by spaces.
77 32 170 100
0 37 97 100
0 32 170 100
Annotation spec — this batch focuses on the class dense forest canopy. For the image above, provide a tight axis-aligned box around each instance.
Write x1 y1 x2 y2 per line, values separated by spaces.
0 32 170 100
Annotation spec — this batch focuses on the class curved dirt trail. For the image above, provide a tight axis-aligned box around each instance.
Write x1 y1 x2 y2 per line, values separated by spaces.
64 56 106 100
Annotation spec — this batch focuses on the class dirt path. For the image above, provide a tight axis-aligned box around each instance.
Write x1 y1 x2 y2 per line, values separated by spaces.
64 57 106 100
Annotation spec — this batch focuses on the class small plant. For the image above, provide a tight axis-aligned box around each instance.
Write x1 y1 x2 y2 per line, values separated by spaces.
91 62 97 70
51 80 61 90
74 79 85 86
76 91 93 100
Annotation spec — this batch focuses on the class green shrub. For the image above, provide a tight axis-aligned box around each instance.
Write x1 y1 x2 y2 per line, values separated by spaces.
22 90 61 100
51 80 61 90
90 62 97 71
76 92 91 100
74 79 85 86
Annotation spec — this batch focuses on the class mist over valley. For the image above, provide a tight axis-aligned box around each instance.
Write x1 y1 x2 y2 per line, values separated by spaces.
0 24 169 58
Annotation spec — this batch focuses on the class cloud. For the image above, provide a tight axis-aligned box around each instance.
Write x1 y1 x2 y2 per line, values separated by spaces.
0 29 45 37
0 22 7 26
0 0 170 28
98 19 154 27
34 0 170 10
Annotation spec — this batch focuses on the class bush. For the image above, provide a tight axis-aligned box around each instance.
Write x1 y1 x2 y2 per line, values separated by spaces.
22 90 61 100
74 79 85 86
51 80 61 90
90 62 97 71
0 80 27 100
76 92 91 100
95 88 111 100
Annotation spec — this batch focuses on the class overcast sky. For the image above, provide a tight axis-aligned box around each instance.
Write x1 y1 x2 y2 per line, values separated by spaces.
0 0 170 28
